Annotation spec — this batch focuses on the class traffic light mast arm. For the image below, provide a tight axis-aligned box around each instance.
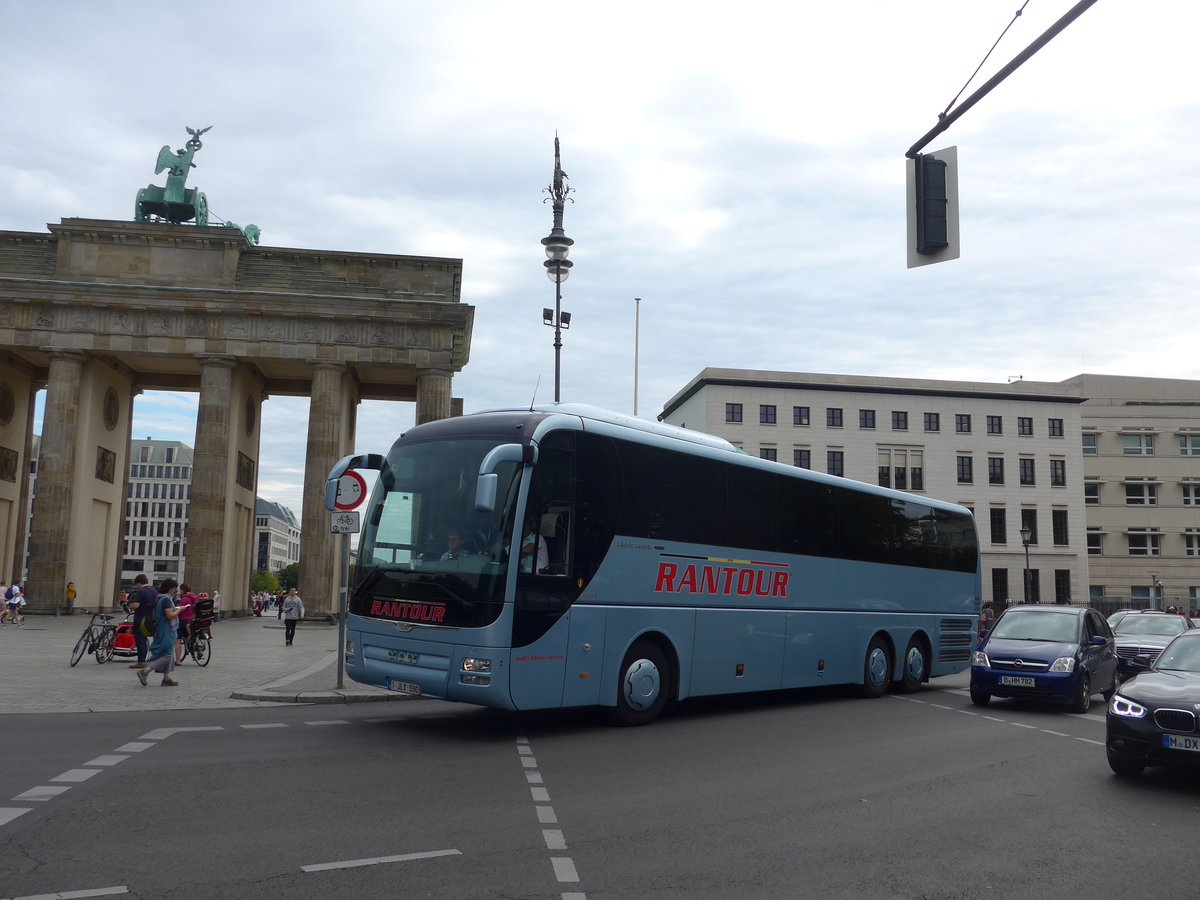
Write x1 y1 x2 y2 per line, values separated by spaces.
906 0 1100 159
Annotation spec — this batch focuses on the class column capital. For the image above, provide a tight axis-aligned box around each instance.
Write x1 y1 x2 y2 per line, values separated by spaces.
313 361 349 374
43 348 89 364
194 354 239 370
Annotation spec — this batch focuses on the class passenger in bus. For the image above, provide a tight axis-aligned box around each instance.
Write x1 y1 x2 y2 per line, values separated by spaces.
520 528 549 573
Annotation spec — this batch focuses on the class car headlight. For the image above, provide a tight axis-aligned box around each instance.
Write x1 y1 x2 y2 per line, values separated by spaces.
1109 694 1147 718
972 650 990 667
1048 657 1076 673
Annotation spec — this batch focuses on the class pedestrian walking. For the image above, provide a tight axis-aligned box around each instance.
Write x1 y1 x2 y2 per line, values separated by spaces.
128 574 157 668
282 587 304 646
136 578 188 687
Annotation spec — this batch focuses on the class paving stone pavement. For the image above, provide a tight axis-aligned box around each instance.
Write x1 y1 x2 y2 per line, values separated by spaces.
0 611 409 714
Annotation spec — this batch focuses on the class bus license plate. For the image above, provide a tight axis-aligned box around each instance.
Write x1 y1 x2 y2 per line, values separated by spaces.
1164 734 1200 752
388 679 421 696
1000 675 1036 687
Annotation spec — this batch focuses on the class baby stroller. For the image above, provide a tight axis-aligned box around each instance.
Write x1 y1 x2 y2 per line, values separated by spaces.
112 601 138 658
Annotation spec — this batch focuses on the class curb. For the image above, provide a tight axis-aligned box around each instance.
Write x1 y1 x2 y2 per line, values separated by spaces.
230 688 411 705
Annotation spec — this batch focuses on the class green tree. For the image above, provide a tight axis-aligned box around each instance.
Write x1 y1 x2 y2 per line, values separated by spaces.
250 569 281 595
277 562 300 590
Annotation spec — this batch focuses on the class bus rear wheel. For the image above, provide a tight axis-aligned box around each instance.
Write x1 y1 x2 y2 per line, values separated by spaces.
610 640 670 726
897 637 927 693
860 636 890 698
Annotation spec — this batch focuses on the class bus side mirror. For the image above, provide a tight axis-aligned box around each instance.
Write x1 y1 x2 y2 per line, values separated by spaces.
475 443 536 512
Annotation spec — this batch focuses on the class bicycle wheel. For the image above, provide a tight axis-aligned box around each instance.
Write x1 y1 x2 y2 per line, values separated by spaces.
95 628 117 664
193 634 211 667
70 629 91 667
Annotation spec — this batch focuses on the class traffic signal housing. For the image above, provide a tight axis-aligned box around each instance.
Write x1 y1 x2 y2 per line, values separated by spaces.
906 146 960 268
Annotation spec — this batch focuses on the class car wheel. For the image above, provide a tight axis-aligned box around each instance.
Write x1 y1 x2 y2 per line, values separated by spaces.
609 640 670 726
897 637 927 693
1070 674 1092 714
1107 751 1144 777
969 687 991 707
859 635 890 698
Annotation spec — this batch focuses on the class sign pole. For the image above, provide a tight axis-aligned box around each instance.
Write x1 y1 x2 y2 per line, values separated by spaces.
337 531 349 689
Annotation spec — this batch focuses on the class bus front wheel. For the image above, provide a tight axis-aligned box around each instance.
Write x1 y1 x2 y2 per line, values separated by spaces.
860 636 890 698
610 640 670 726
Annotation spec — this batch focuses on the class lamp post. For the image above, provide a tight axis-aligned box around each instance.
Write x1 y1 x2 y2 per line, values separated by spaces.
1019 523 1033 603
541 135 574 403
1150 573 1163 610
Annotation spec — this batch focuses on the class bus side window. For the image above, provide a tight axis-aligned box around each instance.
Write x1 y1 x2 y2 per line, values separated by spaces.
539 506 571 575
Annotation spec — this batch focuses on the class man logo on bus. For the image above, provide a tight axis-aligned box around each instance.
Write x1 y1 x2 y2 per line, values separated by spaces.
654 560 789 597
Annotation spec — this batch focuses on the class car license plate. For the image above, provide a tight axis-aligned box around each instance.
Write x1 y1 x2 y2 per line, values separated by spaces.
1163 734 1200 752
1000 675 1036 687
388 679 421 696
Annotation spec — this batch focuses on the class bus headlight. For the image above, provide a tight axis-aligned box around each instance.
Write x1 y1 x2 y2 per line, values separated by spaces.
1048 657 1075 673
462 657 492 673
344 639 357 663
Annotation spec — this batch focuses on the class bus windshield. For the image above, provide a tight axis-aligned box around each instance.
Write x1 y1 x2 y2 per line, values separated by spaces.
353 437 521 627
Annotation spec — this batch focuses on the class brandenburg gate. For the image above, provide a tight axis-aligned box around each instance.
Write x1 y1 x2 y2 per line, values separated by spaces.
0 217 473 615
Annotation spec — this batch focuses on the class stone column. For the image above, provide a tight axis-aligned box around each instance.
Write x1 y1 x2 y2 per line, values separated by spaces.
416 368 452 425
27 351 86 614
300 363 354 615
186 356 236 599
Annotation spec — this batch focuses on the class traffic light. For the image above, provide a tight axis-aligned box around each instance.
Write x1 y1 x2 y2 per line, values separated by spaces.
906 146 960 268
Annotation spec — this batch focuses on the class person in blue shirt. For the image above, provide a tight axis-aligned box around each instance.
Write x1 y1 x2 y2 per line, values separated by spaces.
128 574 158 669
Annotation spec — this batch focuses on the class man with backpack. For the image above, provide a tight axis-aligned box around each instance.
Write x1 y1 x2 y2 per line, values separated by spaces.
128 574 157 669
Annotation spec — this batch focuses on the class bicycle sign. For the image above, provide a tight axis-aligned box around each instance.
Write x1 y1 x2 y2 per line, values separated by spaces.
330 511 361 534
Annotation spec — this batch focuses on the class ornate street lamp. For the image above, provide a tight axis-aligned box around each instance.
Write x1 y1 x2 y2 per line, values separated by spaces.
1019 523 1033 603
541 135 574 403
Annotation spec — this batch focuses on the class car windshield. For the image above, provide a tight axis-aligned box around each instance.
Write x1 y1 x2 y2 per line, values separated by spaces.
1154 636 1200 673
989 609 1078 643
1115 616 1188 637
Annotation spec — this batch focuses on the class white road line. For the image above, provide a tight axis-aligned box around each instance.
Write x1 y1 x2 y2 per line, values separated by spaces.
7 885 130 899
1076 737 1105 746
537 806 558 824
518 745 534 755
1041 730 1069 737
113 742 154 753
14 786 71 802
241 723 288 729
526 771 544 784
520 756 538 768
51 770 101 783
543 829 566 850
1010 722 1037 729
551 857 580 883
82 756 129 767
0 807 32 826
139 726 223 741
562 894 588 900
531 787 550 802
301 848 461 872
305 720 350 726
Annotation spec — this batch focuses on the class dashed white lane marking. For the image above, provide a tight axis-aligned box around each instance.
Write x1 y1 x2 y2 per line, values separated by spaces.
551 857 580 883
0 807 32 826
14 786 71 802
536 806 558 824
140 726 223 741
83 756 129 767
543 829 567 850
241 723 288 729
305 719 350 726
113 742 154 753
518 736 587 898
889 693 1108 753
300 848 461 872
7 885 130 898
1076 737 1105 746
51 770 101 783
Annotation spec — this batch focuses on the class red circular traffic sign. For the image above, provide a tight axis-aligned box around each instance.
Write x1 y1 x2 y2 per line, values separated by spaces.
334 470 368 510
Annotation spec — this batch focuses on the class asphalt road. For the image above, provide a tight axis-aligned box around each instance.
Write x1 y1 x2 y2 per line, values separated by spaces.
2 672 1198 899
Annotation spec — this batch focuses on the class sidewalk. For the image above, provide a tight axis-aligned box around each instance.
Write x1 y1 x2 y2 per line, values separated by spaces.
0 611 410 714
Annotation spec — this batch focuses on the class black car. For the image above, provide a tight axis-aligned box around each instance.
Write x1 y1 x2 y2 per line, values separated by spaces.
1106 630 1200 776
1113 612 1194 683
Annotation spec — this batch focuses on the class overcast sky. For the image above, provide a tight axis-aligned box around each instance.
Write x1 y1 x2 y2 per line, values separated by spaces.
3 1 1197 520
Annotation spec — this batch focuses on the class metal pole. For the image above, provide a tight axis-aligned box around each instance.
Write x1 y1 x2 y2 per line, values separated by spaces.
633 297 641 416
1023 540 1031 603
336 531 349 689
553 280 562 403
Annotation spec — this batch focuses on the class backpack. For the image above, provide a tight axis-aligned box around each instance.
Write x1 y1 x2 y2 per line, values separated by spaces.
138 599 159 638
4 585 14 601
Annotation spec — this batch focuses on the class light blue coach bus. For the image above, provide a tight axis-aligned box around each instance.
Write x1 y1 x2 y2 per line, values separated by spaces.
330 404 980 724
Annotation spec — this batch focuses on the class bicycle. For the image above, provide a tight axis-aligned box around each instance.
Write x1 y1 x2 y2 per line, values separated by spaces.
70 610 118 667
179 619 212 667
1 605 25 628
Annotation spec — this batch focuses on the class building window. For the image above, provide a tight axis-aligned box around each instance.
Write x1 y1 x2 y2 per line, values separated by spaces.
1127 530 1161 556
991 568 1009 605
878 449 924 491
1052 509 1069 546
988 457 1004 485
989 508 1006 544
1087 529 1103 555
955 414 972 433
1123 433 1154 455
139 446 151 463
1183 482 1200 506
1021 509 1038 545
956 456 973 484
827 450 844 477
793 406 809 426
759 405 776 425
1048 418 1064 437
1049 459 1066 486
1018 417 1033 436
1186 530 1200 558
1125 481 1159 505
1054 570 1071 604
1082 433 1097 455
859 409 875 429
987 415 1003 435
826 408 843 428
759 448 777 462
1180 434 1200 456
891 411 908 431
725 403 743 423
1084 481 1100 504
924 412 940 432
793 449 811 469
1019 458 1035 486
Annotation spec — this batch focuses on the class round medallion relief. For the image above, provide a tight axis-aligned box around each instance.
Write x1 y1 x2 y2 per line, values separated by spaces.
103 387 119 431
245 396 256 436
0 383 13 426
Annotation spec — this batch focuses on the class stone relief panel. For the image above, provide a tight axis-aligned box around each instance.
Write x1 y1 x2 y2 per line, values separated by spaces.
0 446 16 483
95 446 116 484
236 451 255 491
